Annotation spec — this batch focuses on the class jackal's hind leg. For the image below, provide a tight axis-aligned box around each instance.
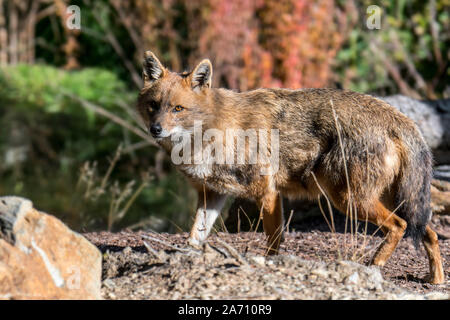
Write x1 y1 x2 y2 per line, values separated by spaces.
328 193 407 267
366 201 407 266
422 226 444 284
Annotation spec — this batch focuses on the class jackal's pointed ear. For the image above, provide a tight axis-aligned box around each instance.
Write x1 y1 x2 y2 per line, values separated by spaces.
143 51 165 84
191 59 213 92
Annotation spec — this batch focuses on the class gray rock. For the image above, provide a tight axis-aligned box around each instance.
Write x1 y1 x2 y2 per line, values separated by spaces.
381 95 450 164
0 196 102 299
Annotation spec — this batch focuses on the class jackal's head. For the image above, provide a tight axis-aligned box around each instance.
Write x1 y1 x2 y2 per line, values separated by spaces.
137 51 214 142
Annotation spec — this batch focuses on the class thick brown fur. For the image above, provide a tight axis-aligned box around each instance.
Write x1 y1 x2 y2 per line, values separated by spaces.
137 51 444 284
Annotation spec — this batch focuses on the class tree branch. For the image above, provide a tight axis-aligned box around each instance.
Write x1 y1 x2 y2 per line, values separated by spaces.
62 90 157 147
86 0 142 88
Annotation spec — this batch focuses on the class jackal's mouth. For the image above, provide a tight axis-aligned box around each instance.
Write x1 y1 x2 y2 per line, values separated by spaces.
152 126 188 141
152 129 171 139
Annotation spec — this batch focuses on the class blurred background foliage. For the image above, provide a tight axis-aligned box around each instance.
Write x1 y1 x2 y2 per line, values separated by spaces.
0 0 448 232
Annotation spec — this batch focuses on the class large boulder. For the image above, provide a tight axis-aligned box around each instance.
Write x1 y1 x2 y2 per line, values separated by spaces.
381 95 450 165
0 197 102 299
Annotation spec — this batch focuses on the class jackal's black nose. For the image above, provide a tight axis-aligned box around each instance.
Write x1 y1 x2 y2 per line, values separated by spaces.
150 123 162 137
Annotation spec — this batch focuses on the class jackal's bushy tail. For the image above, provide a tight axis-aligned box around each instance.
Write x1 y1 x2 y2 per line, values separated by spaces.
394 133 433 246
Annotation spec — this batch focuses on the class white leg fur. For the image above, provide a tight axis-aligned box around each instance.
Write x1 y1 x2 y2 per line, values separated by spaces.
188 191 227 246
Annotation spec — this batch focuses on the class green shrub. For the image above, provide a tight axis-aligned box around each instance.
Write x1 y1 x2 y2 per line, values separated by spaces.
0 65 194 232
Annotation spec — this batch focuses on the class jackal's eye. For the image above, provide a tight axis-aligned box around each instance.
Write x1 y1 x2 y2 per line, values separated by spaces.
172 105 184 113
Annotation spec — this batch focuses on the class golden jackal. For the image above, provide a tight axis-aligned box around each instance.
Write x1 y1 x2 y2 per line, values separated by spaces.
137 51 444 284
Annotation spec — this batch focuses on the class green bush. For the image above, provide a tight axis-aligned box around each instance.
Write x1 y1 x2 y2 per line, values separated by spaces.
334 0 449 98
0 64 133 160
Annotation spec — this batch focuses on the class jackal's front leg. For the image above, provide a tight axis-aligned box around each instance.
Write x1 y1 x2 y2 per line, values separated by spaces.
258 191 284 255
188 189 227 247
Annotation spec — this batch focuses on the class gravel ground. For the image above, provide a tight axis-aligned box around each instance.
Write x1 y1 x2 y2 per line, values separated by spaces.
83 213 449 300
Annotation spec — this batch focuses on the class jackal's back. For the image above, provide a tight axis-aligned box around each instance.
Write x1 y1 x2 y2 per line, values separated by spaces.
253 88 431 241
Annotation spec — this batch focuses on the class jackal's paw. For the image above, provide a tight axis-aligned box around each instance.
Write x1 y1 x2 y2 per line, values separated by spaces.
370 257 386 267
188 237 203 249
264 246 279 256
425 273 445 285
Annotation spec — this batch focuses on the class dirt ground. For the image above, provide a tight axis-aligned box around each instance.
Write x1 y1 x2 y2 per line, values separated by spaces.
84 213 449 299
